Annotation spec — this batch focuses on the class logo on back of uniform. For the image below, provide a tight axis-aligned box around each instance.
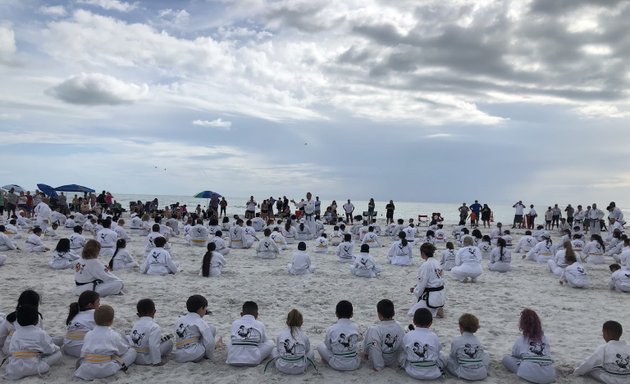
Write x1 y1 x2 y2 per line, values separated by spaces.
337 333 356 351
131 330 145 345
412 342 430 360
383 334 398 351
529 341 546 356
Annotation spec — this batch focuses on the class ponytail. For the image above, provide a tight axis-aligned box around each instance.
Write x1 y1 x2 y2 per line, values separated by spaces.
595 235 605 251
66 302 80 325
66 291 99 325
201 243 216 277
108 238 126 270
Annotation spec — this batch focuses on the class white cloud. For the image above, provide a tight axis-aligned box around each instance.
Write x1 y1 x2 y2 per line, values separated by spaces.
46 73 149 105
0 26 16 56
425 133 453 139
76 0 137 12
158 9 190 26
39 5 67 17
192 118 232 130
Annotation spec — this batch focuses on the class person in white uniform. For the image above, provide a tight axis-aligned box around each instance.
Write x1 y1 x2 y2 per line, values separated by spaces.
313 233 329 253
351 244 381 278
583 234 606 264
560 252 590 288
589 203 605 236
440 242 457 271
447 313 489 381
293 192 317 235
256 229 280 259
317 300 361 371
272 309 313 375
0 225 19 251
362 299 404 371
48 238 80 269
515 230 537 253
74 305 137 380
74 240 124 297
113 219 130 241
108 239 138 271
187 219 209 247
526 233 554 263
548 240 571 277
399 308 446 380
281 220 297 244
451 236 483 282
502 308 556 384
129 299 173 366
70 226 86 253
408 243 446 318
336 234 354 262
229 219 253 249
609 264 630 292
389 231 413 266
0 290 43 357
362 226 382 247
96 218 118 258
173 295 219 363
24 227 49 253
62 291 99 357
574 320 630 384
200 242 226 277
3 304 62 381
489 237 512 272
210 230 230 256
288 242 315 275
226 301 275 367
270 228 288 250
141 237 179 276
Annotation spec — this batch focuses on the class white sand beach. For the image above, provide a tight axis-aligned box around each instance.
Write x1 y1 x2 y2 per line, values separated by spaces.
0 219 626 383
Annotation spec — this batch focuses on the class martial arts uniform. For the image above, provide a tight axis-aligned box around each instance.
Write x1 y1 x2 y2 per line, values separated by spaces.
110 249 138 270
144 231 167 257
229 226 252 249
287 250 314 275
4 224 21 240
609 269 630 292
489 247 512 272
281 226 297 244
256 236 280 259
251 217 265 232
187 225 208 247
141 248 179 275
200 251 226 277
526 241 554 263
65 218 76 229
547 250 567 277
226 314 274 366
298 199 316 235
165 218 180 236
574 339 630 384
440 249 456 271
82 220 94 234
51 212 66 226
69 233 86 252
502 234 514 247
272 327 313 375
351 251 381 278
113 226 130 242
408 257 445 318
404 226 418 245
24 234 47 252
244 226 258 245
388 241 413 266
158 224 173 240
63 309 95 357
362 232 382 247
561 263 590 288
210 236 230 256
3 324 61 380
336 241 354 262
435 229 447 243
330 231 343 246
362 320 404 371
33 202 52 230
515 235 537 253
479 242 492 260
129 216 143 230
589 208 605 236
74 258 124 297
48 249 80 270
451 246 483 282
312 236 329 253
316 318 360 371
447 332 489 381
295 226 312 241
572 239 585 259
399 327 446 380
43 227 58 239
96 228 118 258
583 241 605 264
618 247 630 268
0 233 17 251
173 312 216 363
502 335 556 384
74 325 137 380
207 225 221 236
129 316 173 365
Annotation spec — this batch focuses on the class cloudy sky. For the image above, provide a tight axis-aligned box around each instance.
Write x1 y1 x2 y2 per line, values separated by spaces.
1 0 629 204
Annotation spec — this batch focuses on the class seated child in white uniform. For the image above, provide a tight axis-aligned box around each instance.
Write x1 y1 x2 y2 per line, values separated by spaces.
256 228 280 259
399 308 446 380
451 236 483 282
389 231 413 266
479 235 493 260
173 295 219 363
108 239 138 271
187 220 209 247
226 301 275 367
200 242 226 277
548 240 571 276
362 226 382 247
287 242 314 275
74 240 124 297
210 230 230 256
502 308 556 384
313 233 329 253
281 221 297 244
362 299 404 371
574 320 630 383
4 220 22 240
317 300 360 371
270 228 288 250
0 290 43 357
113 219 130 241
70 226 86 253
447 313 489 381
525 234 554 263
0 225 19 251
489 238 512 272
351 244 381 278
3 304 62 380
330 226 343 246
560 252 590 288
440 242 457 271
49 238 80 270
62 291 99 357
141 236 179 275
515 230 537 253
272 309 314 375
583 234 606 264
336 234 354 262
43 222 59 239
229 219 253 249
24 227 49 253
96 219 118 258
129 299 173 366
295 222 312 241
609 264 630 292
74 305 137 380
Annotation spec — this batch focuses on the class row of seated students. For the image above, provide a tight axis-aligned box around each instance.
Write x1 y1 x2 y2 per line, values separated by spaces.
2 289 629 383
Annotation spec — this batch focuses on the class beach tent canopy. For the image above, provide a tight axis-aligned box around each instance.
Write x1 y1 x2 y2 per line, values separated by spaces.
2 184 24 193
55 184 95 193
194 191 222 199
37 183 58 198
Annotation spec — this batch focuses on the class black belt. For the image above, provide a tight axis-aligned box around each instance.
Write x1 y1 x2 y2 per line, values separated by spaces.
75 279 103 291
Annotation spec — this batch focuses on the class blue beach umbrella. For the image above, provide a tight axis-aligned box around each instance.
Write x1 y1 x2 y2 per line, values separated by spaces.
55 184 96 193
37 183 58 198
194 191 222 199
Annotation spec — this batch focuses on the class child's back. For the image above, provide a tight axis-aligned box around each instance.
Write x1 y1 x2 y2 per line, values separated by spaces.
401 327 443 380
363 319 404 370
227 301 274 367
447 332 489 380
274 327 311 374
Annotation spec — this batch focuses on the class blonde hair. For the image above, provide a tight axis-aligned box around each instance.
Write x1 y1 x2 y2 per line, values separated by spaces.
82 239 101 260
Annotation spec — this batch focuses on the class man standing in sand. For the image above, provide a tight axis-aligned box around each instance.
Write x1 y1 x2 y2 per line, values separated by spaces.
588 203 604 236
458 203 469 226
293 193 316 234
343 199 355 224
245 196 257 219
512 201 525 229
